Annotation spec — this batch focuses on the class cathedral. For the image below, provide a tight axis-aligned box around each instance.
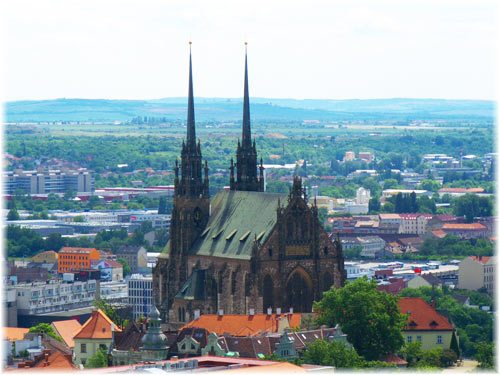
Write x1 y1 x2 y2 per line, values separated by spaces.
153 44 346 327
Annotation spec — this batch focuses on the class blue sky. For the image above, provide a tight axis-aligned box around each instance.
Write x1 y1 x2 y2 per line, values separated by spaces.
2 0 497 101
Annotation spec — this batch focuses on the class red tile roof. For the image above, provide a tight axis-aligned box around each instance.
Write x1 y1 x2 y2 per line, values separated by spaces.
51 319 82 348
181 313 301 337
398 298 453 331
470 256 492 264
33 350 76 370
73 309 121 340
431 230 446 238
4 327 29 341
442 223 487 230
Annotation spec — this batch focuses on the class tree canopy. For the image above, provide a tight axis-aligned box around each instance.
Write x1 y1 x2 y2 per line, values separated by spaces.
314 277 406 361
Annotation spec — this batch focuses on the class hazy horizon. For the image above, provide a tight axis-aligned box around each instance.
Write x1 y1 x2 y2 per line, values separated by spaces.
3 0 497 102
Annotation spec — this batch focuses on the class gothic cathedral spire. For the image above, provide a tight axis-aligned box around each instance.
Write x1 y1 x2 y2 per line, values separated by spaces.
230 43 264 192
175 42 209 199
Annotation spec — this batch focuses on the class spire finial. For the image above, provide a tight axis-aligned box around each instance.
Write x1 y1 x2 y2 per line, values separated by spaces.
187 42 196 148
242 43 251 148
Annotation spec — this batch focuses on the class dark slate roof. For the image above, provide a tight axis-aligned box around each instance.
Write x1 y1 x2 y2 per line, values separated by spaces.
116 245 144 255
421 274 442 286
160 190 286 260
175 269 207 300
113 320 146 351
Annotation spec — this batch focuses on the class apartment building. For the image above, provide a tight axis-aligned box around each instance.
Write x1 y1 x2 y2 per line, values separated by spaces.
4 168 95 194
12 279 98 315
58 247 100 273
458 256 495 294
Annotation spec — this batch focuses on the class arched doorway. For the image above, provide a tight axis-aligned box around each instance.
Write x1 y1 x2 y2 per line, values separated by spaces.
262 275 274 311
285 268 313 312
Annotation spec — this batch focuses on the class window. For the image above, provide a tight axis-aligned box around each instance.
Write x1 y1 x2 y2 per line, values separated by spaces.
81 359 86 365
191 343 195 350
81 343 87 353
99 344 107 351
417 336 422 342
407 336 412 343
437 335 442 344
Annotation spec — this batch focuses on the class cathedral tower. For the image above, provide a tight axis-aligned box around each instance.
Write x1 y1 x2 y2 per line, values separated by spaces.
160 43 210 318
230 43 264 192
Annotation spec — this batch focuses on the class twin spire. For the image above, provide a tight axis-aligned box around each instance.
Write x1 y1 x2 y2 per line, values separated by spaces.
176 42 264 197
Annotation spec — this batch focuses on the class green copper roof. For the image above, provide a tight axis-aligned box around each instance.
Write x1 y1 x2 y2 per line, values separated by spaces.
175 269 206 300
189 190 285 260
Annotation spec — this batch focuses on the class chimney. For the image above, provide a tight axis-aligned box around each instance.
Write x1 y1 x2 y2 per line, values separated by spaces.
276 307 281 315
267 307 272 316
431 300 436 309
218 309 224 317
249 308 255 316
289 307 293 314
407 310 411 315
194 309 200 320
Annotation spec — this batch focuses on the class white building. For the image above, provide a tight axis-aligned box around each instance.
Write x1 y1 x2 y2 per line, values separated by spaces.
458 256 495 295
356 187 371 205
12 279 98 315
128 274 153 320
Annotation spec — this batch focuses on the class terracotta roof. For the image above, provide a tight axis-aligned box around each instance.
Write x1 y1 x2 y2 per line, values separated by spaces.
398 298 453 331
442 223 487 230
51 319 82 348
470 256 492 265
4 327 29 341
73 309 122 340
379 214 401 220
431 230 446 238
181 313 301 336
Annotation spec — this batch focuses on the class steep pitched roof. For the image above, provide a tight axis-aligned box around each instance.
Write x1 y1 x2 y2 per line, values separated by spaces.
51 319 82 348
113 320 146 351
175 269 207 300
187 190 286 260
398 298 453 331
420 274 442 286
33 350 76 370
181 313 301 337
73 309 122 340
4 327 29 341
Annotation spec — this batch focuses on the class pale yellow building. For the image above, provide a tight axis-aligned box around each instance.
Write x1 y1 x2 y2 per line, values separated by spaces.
73 309 121 367
398 298 455 351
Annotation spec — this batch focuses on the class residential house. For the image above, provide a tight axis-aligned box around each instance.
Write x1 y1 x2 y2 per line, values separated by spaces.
73 309 122 367
407 274 443 289
398 298 455 351
458 256 495 294
51 319 82 350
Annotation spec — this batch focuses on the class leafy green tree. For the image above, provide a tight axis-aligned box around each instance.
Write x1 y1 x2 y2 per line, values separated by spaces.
452 194 493 222
92 298 124 328
117 258 131 277
368 197 380 213
73 215 85 222
84 348 109 369
302 340 362 368
473 342 494 369
29 323 63 342
7 208 20 221
399 341 423 367
64 189 76 201
418 179 441 192
450 331 460 359
158 196 167 214
383 178 399 189
314 277 406 361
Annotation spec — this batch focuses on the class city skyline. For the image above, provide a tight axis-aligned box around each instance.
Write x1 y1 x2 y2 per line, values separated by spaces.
3 0 497 102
